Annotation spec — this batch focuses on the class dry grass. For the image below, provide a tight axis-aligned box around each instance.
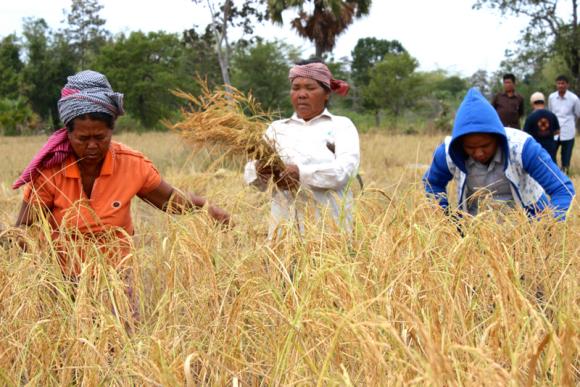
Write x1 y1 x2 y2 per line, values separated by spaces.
0 131 578 385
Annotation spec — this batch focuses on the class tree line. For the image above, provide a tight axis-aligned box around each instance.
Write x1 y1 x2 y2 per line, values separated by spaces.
0 0 577 135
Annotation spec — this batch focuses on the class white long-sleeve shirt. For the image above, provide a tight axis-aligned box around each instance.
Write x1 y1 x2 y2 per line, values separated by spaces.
548 90 580 141
244 109 360 236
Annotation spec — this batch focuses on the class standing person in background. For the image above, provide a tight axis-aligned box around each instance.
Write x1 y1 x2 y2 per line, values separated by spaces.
523 92 560 162
491 73 525 129
548 75 580 175
244 59 360 238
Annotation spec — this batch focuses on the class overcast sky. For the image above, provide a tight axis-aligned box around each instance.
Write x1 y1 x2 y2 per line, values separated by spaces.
1 0 530 77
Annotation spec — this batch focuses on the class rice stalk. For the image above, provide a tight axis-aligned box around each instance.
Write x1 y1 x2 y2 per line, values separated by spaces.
168 79 285 171
0 132 577 385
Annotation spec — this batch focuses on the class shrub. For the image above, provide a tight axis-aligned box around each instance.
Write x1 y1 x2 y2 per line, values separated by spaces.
0 98 39 136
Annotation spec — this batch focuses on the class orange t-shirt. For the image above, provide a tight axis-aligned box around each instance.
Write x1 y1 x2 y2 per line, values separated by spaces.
24 141 162 238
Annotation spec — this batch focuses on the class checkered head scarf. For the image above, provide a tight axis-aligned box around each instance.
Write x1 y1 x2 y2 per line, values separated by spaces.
288 62 350 96
12 70 124 189
58 70 124 125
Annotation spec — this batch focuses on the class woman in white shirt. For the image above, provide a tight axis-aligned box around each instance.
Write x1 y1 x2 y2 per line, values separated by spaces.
244 59 361 236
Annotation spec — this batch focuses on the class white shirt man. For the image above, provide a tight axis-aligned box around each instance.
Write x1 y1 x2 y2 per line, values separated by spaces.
549 89 580 141
548 76 580 173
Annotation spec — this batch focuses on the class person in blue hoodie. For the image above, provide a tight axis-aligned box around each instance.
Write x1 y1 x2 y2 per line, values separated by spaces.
423 88 575 220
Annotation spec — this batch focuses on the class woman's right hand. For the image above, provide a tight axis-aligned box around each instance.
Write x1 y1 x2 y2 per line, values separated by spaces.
255 162 300 191
275 164 300 191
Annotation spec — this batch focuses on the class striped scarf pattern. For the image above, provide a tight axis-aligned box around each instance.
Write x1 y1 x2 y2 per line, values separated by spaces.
12 70 124 189
58 70 124 125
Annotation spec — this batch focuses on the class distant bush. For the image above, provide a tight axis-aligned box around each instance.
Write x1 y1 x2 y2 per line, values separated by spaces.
0 98 40 136
433 100 453 133
329 107 377 133
114 114 147 133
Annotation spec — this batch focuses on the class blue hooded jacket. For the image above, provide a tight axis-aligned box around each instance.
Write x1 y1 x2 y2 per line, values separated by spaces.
423 88 575 219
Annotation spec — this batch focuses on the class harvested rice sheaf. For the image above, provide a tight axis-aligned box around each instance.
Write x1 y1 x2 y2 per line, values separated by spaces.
169 81 285 170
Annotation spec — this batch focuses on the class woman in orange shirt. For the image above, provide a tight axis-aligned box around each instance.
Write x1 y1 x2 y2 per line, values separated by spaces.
13 70 230 274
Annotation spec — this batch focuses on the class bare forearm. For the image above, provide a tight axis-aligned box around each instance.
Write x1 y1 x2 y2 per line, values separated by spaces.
140 180 231 225
166 191 230 225
163 190 206 214
15 202 35 227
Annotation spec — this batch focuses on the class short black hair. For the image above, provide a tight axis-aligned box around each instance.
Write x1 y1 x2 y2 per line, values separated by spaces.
293 58 331 93
66 112 115 132
556 74 569 83
503 73 516 83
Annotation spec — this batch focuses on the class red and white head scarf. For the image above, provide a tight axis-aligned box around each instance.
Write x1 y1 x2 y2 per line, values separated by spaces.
288 62 350 96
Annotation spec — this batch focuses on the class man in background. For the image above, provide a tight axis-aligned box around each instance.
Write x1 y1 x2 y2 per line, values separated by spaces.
548 75 580 175
491 73 524 129
523 92 560 162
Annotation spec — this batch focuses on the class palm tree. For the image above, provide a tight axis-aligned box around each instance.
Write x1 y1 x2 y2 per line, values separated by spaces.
268 0 371 58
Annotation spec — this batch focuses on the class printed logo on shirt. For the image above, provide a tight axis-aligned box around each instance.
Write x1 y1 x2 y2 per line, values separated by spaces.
537 117 550 135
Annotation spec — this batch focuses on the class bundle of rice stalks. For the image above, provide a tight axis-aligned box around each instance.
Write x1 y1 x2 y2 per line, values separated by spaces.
169 81 284 170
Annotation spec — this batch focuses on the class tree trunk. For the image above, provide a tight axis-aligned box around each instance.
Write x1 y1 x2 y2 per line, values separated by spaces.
207 0 231 86
571 0 579 91
314 1 325 59
315 44 323 59
216 45 231 86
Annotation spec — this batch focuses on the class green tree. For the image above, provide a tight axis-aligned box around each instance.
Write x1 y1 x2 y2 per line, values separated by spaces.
192 0 267 85
50 31 79 94
351 37 405 87
469 69 492 96
181 28 223 87
435 75 468 98
349 37 406 112
268 0 372 57
419 71 468 101
20 18 77 127
0 97 39 136
362 51 420 126
409 70 468 132
231 40 298 114
0 34 24 100
473 0 580 90
20 18 55 123
94 31 189 128
63 0 110 68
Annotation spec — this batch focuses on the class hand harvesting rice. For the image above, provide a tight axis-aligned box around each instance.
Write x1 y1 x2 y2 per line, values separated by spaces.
423 88 575 220
244 59 361 237
13 70 230 276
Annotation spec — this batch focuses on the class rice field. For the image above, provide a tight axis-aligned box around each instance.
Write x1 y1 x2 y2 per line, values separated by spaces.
0 131 578 385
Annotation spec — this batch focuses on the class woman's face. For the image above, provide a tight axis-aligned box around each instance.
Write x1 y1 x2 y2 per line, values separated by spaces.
68 118 113 166
290 77 330 121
